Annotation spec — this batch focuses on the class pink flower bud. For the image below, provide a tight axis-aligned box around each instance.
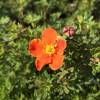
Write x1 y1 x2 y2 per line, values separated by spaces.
63 26 75 37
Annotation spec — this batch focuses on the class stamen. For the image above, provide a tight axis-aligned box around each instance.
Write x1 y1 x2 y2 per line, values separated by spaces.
45 45 55 55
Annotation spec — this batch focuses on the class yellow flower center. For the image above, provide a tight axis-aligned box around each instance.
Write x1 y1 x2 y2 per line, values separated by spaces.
45 45 55 55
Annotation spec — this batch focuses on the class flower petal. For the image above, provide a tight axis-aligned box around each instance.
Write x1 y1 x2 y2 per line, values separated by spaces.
55 38 67 54
49 54 64 70
35 55 51 71
42 28 57 44
28 39 43 57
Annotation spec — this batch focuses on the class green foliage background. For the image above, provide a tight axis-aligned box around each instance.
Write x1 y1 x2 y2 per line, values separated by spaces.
0 0 100 100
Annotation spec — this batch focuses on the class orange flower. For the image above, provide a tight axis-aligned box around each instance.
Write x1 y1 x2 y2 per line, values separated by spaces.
28 28 67 71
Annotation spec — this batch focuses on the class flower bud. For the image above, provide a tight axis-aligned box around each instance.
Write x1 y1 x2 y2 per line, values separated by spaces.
63 26 75 37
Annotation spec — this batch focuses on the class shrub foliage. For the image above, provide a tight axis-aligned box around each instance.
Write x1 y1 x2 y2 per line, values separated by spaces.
0 0 100 100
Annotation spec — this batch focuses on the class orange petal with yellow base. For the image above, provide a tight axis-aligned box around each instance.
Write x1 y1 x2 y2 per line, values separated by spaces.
42 28 57 44
35 55 51 71
55 39 67 54
49 54 64 70
28 39 43 57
